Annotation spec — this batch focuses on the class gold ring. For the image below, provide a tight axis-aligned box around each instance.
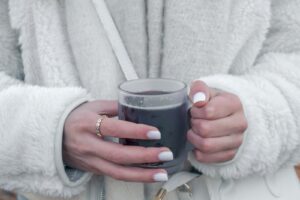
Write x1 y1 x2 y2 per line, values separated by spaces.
96 115 107 137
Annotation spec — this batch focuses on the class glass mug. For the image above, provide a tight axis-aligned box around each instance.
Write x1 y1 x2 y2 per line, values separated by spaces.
118 79 191 174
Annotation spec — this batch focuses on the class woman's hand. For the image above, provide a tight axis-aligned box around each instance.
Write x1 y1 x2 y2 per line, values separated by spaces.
63 100 173 182
188 81 248 163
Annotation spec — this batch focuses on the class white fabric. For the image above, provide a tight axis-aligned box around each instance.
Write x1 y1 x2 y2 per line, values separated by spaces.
0 0 91 197
91 0 138 80
0 0 299 199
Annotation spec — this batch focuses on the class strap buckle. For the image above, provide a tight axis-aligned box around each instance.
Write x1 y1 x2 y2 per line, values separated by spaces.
177 183 192 197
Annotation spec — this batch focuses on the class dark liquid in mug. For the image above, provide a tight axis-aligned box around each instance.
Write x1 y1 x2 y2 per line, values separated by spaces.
119 91 189 166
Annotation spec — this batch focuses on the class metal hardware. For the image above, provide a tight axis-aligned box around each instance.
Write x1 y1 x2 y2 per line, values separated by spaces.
177 183 192 197
154 188 167 200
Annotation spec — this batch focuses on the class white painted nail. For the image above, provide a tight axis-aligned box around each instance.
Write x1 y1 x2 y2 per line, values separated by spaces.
158 151 174 161
193 92 206 103
153 173 168 182
147 130 161 139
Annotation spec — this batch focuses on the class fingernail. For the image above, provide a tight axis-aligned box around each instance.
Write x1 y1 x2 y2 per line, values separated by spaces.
153 173 168 182
147 130 161 139
193 92 206 103
158 151 174 161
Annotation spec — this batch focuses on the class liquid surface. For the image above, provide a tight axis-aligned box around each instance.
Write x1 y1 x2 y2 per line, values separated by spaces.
132 91 172 95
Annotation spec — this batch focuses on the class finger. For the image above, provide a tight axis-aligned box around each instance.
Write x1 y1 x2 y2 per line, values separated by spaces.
88 100 118 116
190 112 248 138
82 155 168 182
189 80 210 107
64 131 173 165
187 129 243 154
190 93 243 120
193 149 237 163
90 138 174 164
65 132 173 165
88 114 161 139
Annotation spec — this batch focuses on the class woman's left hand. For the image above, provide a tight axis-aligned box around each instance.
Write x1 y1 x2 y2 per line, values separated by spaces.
188 80 248 163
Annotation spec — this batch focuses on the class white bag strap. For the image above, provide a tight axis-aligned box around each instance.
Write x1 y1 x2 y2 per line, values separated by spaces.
92 0 139 80
91 2 202 199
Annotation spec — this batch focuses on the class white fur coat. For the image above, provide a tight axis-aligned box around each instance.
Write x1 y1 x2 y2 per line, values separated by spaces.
0 0 300 199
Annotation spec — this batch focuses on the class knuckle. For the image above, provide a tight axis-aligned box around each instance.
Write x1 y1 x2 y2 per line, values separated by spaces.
235 138 243 148
111 152 125 164
196 121 211 137
70 120 89 134
228 93 239 102
236 136 243 147
94 100 106 108
226 150 236 160
110 171 124 180
199 139 213 153
191 119 197 128
68 135 88 154
89 164 102 175
70 113 91 132
139 147 154 163
229 93 243 108
187 129 194 136
239 117 248 132
92 100 115 114
190 107 198 118
187 129 194 141
74 120 87 131
203 105 215 119
75 143 90 155
195 151 205 162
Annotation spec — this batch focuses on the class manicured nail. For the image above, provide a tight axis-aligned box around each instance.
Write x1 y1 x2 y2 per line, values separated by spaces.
158 151 174 161
193 92 206 103
153 173 168 182
147 130 161 139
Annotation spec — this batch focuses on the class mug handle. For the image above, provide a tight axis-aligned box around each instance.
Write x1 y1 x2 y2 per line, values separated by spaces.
186 101 195 152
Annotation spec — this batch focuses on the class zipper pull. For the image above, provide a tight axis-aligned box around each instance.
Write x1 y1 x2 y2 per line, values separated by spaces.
154 188 167 200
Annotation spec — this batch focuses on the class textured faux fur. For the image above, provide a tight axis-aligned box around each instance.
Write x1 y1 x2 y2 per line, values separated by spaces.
189 0 300 179
0 0 300 199
0 0 90 197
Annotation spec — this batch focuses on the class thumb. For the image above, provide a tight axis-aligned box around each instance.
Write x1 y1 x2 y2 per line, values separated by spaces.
189 80 210 107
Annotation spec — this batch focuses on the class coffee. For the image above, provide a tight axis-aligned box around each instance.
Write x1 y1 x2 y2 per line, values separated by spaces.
118 79 189 172
119 102 188 157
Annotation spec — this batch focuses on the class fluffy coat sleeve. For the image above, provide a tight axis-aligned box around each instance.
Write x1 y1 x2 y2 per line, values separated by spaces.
189 0 300 179
0 0 91 197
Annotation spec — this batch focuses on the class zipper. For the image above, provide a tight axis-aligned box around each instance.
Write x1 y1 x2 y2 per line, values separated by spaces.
96 176 105 200
88 176 105 200
99 183 105 200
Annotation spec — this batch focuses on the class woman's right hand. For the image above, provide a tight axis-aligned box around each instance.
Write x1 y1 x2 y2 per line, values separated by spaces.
63 100 173 182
